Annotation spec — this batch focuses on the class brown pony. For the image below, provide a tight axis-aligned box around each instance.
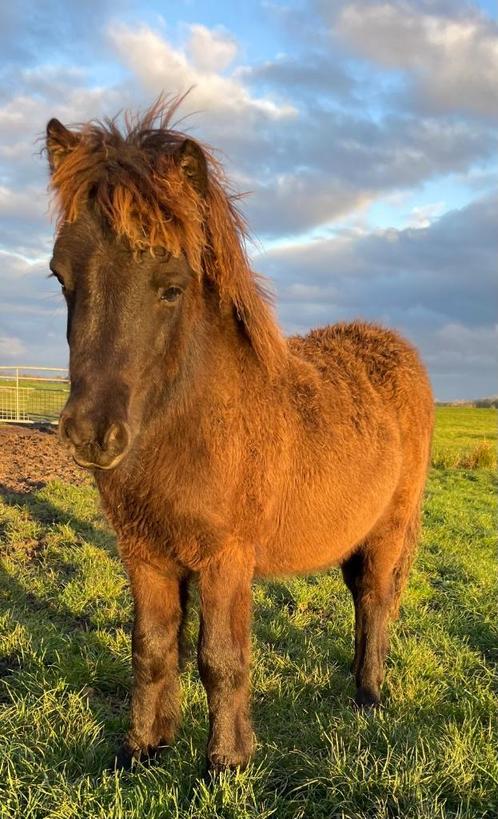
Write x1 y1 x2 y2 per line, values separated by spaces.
45 99 434 773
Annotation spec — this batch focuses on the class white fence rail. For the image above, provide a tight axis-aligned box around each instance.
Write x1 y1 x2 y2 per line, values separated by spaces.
0 366 69 425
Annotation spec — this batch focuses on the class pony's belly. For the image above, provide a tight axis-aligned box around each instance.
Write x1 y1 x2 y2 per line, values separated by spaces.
254 522 361 577
253 471 399 577
254 534 354 577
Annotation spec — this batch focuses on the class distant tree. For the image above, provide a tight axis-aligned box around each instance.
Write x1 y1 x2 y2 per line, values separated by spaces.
475 398 498 408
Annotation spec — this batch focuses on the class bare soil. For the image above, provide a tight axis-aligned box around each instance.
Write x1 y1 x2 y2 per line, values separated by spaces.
0 424 90 495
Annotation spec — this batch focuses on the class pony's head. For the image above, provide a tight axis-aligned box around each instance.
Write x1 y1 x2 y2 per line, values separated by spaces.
46 99 283 470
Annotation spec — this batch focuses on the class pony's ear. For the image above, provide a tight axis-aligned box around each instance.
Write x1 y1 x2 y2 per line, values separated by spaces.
178 139 208 196
46 118 80 173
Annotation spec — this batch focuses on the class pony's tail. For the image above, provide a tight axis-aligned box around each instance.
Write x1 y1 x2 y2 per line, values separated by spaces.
390 496 423 620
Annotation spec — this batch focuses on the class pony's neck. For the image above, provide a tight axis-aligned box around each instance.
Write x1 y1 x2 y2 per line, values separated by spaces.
193 298 269 396
168 295 281 423
201 235 287 380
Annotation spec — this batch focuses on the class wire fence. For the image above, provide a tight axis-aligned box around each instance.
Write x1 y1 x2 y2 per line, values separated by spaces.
0 367 69 425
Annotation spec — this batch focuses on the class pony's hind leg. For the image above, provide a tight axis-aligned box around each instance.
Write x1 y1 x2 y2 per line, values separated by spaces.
341 550 363 677
342 511 415 708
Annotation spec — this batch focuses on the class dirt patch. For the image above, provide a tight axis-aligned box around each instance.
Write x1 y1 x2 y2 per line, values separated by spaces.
0 424 90 495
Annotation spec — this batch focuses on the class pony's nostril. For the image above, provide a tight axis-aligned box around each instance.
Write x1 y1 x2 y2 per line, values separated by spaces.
105 423 119 448
58 412 130 469
58 414 73 446
59 413 94 449
103 422 130 455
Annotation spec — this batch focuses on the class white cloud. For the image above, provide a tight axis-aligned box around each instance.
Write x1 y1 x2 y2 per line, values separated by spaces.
244 171 373 237
0 185 47 222
186 24 238 73
335 1 498 118
406 201 445 228
107 23 297 123
0 85 118 142
0 335 26 358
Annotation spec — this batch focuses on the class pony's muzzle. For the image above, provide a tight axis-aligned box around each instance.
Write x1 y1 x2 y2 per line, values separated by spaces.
59 412 131 470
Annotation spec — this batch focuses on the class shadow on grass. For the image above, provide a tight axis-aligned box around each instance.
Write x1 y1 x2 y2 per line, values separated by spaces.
0 484 132 748
0 482 116 558
422 556 497 662
251 579 359 760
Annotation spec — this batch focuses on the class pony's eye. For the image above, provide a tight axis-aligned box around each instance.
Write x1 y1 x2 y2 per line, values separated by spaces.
139 247 171 260
49 266 66 292
159 286 182 303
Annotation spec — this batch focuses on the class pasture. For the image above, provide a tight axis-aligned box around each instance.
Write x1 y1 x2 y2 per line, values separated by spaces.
0 407 496 818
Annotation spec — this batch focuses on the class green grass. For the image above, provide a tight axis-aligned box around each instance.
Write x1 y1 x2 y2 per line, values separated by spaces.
432 408 497 470
0 408 496 818
433 408 496 450
0 378 68 398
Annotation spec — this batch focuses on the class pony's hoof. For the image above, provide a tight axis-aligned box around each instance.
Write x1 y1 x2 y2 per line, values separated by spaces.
205 752 250 779
112 744 138 772
355 686 381 709
112 742 167 772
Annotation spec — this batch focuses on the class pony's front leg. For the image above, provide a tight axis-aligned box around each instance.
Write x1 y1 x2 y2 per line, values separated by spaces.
117 556 184 767
198 545 255 772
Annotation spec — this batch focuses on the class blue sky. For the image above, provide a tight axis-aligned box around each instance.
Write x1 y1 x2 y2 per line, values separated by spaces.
0 0 496 399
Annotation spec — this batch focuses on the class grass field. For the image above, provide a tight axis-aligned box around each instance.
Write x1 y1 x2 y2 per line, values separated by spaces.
0 408 496 818
432 408 497 469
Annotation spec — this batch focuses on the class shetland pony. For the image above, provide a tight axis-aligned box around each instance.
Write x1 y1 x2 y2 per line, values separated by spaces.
45 100 433 772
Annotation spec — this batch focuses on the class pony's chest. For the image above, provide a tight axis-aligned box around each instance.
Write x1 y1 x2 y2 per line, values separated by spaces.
97 472 230 569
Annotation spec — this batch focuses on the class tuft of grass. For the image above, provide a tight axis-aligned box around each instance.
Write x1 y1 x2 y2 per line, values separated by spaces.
0 408 496 818
432 407 497 472
432 440 497 471
459 441 497 470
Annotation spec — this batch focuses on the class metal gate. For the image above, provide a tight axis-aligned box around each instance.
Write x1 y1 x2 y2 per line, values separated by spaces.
0 367 69 425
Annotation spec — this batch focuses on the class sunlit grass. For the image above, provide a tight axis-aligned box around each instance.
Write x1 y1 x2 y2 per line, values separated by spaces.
433 407 496 449
0 408 496 818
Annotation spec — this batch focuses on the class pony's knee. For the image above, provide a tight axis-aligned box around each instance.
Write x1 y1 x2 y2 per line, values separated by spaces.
133 626 177 682
198 643 247 690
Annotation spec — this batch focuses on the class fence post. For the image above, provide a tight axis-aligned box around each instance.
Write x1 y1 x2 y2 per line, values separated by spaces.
16 367 20 422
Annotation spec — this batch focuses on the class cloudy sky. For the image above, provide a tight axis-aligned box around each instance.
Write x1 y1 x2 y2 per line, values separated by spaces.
0 0 496 400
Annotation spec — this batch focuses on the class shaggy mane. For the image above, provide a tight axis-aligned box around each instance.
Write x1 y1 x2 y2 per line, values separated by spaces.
48 96 285 373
